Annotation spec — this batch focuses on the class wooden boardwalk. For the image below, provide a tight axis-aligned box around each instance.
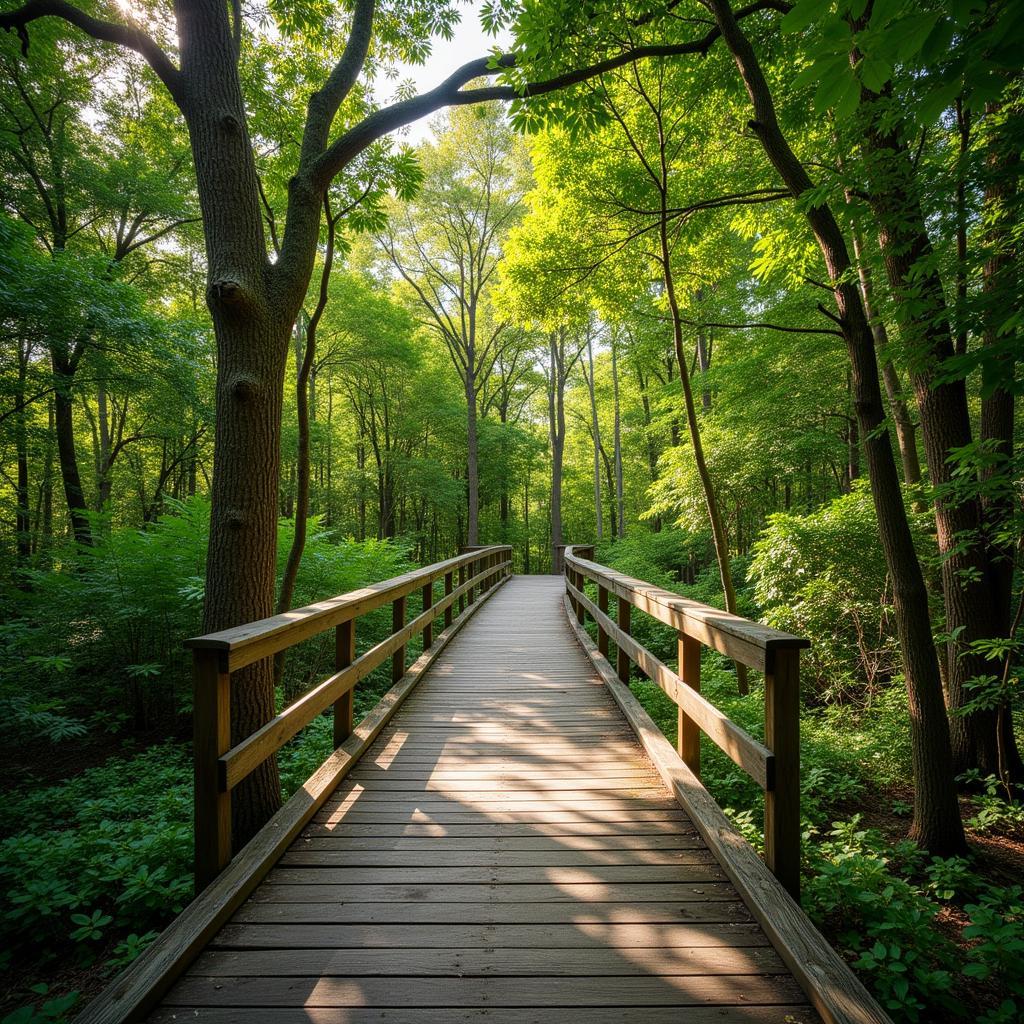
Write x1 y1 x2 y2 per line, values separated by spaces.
150 575 819 1022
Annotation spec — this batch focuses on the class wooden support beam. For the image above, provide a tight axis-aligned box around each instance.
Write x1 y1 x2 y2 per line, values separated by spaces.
333 619 355 748
616 596 631 684
597 585 609 659
392 596 407 683
678 632 701 779
444 571 453 628
765 648 801 899
421 581 433 651
193 650 231 892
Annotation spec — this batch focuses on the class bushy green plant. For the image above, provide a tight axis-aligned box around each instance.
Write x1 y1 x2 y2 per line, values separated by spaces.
804 818 960 1020
0 745 193 969
963 887 1024 1021
1 986 79 1024
749 484 937 705
957 772 1024 834
0 500 420 752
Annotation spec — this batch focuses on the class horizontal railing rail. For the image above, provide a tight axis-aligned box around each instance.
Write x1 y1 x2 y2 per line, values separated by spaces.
188 544 513 889
564 546 808 896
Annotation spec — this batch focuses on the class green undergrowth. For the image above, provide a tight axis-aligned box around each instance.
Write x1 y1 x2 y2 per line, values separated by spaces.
0 696 375 1022
632 662 1024 1023
0 502 427 1023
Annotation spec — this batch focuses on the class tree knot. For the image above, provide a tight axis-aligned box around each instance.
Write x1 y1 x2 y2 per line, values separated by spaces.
208 278 250 311
220 113 240 133
224 509 245 531
227 372 260 402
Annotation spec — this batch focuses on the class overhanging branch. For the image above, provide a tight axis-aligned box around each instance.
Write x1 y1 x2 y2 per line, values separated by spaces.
312 0 790 190
0 0 184 106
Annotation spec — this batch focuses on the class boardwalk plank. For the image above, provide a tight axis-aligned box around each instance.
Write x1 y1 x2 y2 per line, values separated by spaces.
148 577 817 1022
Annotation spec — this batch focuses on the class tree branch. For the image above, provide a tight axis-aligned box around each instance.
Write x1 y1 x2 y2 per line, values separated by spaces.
299 0 375 172
311 0 788 191
677 316 843 337
0 0 184 107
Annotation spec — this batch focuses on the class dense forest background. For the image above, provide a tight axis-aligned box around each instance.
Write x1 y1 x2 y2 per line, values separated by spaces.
0 0 1022 1021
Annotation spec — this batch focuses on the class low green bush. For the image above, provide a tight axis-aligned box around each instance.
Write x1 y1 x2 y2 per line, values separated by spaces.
749 484 937 706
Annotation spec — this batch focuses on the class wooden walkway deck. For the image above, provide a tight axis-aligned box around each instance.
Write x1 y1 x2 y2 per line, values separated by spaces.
150 575 819 1023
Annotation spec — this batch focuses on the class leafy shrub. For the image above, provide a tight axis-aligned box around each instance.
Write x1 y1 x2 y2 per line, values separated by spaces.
803 819 960 1020
749 484 937 705
957 772 1024 834
0 499 418 758
0 746 192 974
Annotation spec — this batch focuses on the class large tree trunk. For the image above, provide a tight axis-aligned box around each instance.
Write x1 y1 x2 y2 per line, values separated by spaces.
185 12 291 846
859 84 1015 781
978 100 1021 787
585 336 603 541
51 355 92 546
465 371 480 545
707 0 964 854
548 331 566 572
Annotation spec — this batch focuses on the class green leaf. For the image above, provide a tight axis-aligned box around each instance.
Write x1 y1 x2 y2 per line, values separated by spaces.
813 60 855 114
858 55 892 92
781 0 832 34
869 0 905 28
917 80 961 123
891 12 942 61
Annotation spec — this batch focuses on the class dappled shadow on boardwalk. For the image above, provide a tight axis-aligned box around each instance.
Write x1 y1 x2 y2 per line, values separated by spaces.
150 576 819 1023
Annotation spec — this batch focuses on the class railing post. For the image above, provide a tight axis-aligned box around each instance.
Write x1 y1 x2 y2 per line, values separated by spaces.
616 597 631 683
574 568 586 625
597 584 609 659
765 647 801 899
468 555 477 605
392 595 407 682
333 618 355 747
444 571 454 628
421 580 433 651
193 649 231 891
678 632 701 778
458 563 466 614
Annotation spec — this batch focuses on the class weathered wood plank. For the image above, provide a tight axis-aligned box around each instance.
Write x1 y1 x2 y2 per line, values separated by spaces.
163 974 810 1007
231 900 754 926
211 921 771 949
189 945 786 976
150 1007 818 1023
291 838 708 855
266 863 725 883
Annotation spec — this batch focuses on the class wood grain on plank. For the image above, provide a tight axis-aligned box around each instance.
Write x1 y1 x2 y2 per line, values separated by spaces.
122 576 831 1024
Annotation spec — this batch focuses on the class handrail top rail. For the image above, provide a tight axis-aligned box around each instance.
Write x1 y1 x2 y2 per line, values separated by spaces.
186 545 512 670
565 546 807 668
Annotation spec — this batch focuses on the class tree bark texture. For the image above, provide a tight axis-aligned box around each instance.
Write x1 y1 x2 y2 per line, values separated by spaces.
859 84 1014 781
707 0 964 853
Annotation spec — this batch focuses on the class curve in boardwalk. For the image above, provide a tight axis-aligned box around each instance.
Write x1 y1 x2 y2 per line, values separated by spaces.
150 575 819 1023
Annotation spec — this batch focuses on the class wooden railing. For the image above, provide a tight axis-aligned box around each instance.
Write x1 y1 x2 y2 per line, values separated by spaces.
186 544 513 889
563 546 808 896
